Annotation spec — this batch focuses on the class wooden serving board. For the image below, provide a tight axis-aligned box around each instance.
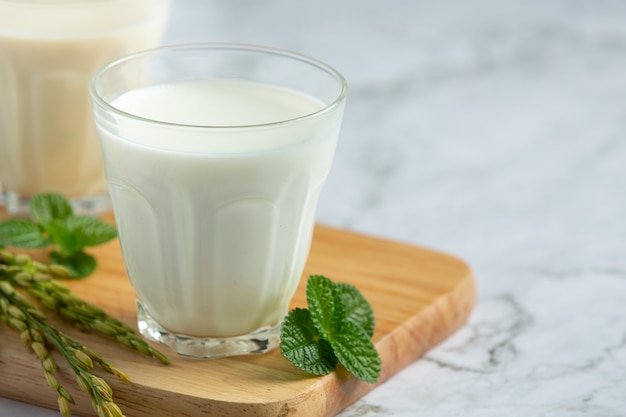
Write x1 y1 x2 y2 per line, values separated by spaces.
0 221 475 417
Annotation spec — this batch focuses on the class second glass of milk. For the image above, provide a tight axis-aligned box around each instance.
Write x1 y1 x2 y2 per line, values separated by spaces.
0 0 170 215
90 44 347 359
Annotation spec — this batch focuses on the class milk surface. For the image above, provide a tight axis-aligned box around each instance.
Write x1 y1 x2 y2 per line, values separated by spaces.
0 0 169 198
96 79 342 337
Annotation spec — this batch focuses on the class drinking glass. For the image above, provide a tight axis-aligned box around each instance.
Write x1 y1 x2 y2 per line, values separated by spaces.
90 44 347 358
0 0 170 215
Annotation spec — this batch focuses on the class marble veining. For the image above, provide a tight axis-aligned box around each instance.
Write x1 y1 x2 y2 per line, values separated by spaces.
2 0 626 416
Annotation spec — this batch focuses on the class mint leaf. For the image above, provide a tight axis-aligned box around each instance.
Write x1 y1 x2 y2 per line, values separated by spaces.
306 275 344 337
281 275 381 384
30 193 73 226
47 219 81 254
62 216 117 248
0 192 117 279
280 308 338 376
328 320 381 384
336 282 375 338
0 219 50 249
48 216 117 254
50 250 97 278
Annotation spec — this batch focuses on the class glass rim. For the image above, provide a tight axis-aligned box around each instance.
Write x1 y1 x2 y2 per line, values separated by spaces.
89 42 348 130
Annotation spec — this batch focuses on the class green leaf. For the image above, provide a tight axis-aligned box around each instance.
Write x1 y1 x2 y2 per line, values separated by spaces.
306 275 344 337
280 275 381 384
335 282 375 338
48 216 117 254
30 193 73 226
50 250 97 278
63 216 117 248
47 219 81 254
0 219 50 249
328 320 381 384
280 308 337 376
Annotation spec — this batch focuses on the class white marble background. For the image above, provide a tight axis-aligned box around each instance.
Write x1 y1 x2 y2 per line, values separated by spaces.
2 0 626 416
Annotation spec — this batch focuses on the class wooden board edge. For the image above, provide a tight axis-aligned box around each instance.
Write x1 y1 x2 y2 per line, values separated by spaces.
321 266 477 416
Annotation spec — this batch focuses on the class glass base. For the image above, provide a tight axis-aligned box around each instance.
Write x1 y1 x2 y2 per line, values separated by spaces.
3 191 111 217
136 300 281 359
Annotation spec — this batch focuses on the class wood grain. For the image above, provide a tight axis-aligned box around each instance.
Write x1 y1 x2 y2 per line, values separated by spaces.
0 218 475 417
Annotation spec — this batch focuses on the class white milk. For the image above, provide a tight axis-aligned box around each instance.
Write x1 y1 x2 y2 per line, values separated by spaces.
0 0 169 198
95 79 342 337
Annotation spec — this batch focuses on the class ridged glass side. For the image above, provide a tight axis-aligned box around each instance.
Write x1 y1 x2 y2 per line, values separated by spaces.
108 173 321 338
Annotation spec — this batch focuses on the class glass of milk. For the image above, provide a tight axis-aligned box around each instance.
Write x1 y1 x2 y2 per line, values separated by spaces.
0 0 171 215
90 44 347 359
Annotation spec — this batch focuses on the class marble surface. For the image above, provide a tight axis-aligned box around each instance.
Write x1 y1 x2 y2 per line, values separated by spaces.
2 0 626 416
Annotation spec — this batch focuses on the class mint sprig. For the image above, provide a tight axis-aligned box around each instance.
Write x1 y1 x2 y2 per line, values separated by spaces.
280 275 381 384
0 193 117 278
